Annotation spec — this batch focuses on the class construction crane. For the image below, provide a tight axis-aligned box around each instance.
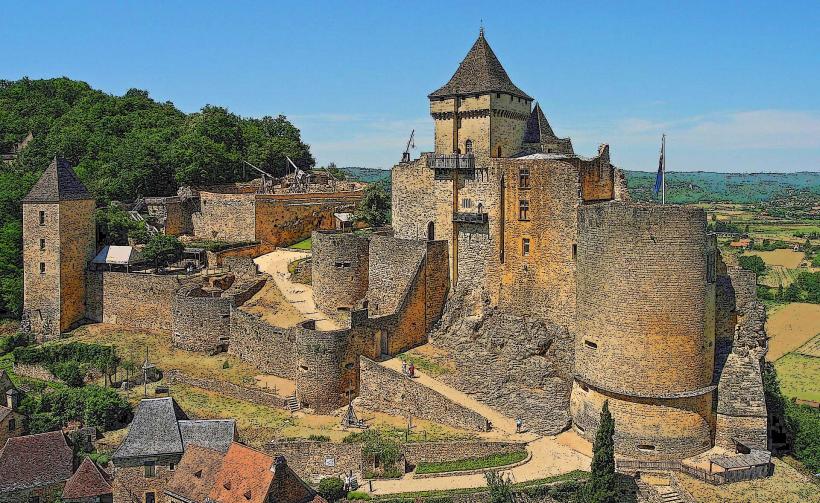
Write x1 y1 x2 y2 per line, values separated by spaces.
401 129 415 163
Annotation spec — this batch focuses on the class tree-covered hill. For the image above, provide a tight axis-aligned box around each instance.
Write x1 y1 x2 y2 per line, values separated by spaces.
0 77 316 317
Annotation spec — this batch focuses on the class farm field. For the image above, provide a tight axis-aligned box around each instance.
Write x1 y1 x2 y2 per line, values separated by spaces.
748 249 805 268
774 350 820 403
766 303 820 361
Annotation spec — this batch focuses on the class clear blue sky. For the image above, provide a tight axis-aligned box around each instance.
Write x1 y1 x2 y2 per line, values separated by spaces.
3 0 819 172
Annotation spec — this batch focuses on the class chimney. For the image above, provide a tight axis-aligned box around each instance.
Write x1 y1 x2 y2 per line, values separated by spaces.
6 389 18 409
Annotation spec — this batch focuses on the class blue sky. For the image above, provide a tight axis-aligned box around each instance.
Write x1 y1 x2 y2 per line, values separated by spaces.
2 1 819 172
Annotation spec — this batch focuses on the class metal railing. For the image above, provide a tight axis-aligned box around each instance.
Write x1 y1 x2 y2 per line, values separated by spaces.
427 153 476 170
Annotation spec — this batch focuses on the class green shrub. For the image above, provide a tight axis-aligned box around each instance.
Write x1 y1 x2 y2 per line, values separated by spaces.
20 385 131 433
738 254 766 276
51 360 84 387
415 450 527 474
222 360 230 369
486 471 513 503
317 476 345 502
308 434 330 442
786 401 820 473
0 332 30 355
345 491 371 501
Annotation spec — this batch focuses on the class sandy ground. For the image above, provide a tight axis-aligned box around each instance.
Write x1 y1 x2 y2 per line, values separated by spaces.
254 249 339 330
748 249 805 268
255 375 296 396
240 279 305 328
766 302 820 361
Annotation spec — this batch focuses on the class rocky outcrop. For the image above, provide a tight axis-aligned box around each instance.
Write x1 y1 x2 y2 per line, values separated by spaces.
430 286 574 435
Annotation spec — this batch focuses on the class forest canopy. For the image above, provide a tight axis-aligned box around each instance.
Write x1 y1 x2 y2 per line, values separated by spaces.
0 77 315 317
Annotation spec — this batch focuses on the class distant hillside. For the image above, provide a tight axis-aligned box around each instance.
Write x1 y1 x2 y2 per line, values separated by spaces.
341 166 390 183
625 170 820 204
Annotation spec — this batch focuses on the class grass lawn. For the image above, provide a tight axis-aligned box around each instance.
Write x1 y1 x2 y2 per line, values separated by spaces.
398 346 454 377
677 457 820 503
415 450 528 474
290 237 312 250
774 352 820 402
766 303 820 361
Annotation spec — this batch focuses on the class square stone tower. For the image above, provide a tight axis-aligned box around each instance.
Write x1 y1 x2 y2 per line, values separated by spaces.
428 29 533 166
22 157 96 338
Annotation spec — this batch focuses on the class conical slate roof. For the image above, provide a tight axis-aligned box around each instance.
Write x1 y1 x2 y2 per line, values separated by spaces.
523 103 557 143
22 157 92 203
429 30 531 100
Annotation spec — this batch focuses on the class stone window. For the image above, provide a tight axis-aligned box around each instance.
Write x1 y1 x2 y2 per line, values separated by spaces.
461 198 473 209
8 418 14 431
39 262 46 274
572 244 577 261
29 497 40 503
496 93 501 99
519 167 530 189
169 462 176 471
584 340 597 349
573 424 586 434
497 146 502 157
637 444 656 452
522 238 530 257
38 211 45 225
145 492 156 503
334 262 351 268
518 200 529 221
144 461 156 478
465 139 473 154
39 238 45 250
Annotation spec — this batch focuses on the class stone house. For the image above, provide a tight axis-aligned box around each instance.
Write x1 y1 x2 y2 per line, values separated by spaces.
0 405 23 447
111 398 236 503
0 431 75 503
61 457 113 503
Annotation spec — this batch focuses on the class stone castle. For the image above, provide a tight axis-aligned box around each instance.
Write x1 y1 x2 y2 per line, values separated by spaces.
20 30 770 465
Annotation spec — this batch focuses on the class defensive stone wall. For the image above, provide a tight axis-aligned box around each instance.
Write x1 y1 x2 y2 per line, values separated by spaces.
206 243 265 267
255 192 360 249
228 309 298 379
85 271 184 332
366 236 427 316
172 284 232 354
295 322 351 413
358 357 490 431
575 202 715 396
265 440 363 481
165 370 286 408
223 256 260 278
312 231 370 317
193 191 256 242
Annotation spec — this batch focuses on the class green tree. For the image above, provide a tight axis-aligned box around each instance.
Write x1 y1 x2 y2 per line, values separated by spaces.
738 254 766 276
317 476 345 502
95 205 147 245
141 234 184 269
354 181 390 228
485 471 513 503
579 400 617 503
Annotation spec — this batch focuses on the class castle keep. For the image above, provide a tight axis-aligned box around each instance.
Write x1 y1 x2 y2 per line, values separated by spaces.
388 30 769 462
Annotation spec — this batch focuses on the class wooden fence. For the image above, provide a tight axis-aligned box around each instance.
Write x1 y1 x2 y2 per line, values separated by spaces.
616 459 772 485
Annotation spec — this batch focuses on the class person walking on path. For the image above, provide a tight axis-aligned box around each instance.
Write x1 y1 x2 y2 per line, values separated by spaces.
402 360 408 376
408 362 415 378
516 417 523 433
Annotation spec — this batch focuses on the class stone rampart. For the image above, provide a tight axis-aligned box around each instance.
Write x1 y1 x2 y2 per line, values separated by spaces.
366 236 426 316
265 440 363 481
172 284 232 354
255 192 361 249
165 370 286 408
357 357 490 431
296 323 351 413
206 243 265 267
85 271 184 332
193 191 256 242
223 256 260 277
229 309 298 379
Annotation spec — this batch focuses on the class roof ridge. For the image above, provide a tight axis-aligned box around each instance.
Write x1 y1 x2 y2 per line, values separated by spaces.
22 156 92 203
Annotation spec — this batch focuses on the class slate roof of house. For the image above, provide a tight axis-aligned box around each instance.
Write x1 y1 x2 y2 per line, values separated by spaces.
523 103 557 143
164 444 225 503
0 431 74 492
429 30 531 100
113 397 236 462
179 419 236 453
62 457 113 500
208 443 275 503
22 157 92 203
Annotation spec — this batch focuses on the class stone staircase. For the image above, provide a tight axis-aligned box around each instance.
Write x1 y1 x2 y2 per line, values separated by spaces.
285 395 301 412
655 484 684 503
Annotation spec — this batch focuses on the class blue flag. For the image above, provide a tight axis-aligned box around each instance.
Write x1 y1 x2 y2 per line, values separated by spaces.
652 135 665 197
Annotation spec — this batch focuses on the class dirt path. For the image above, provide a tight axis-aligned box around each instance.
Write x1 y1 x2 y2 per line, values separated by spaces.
368 359 591 495
368 434 590 495
380 358 533 438
254 249 339 330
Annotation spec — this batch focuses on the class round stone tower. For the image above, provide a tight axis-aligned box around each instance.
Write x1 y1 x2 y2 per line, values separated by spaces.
570 202 717 460
311 231 370 318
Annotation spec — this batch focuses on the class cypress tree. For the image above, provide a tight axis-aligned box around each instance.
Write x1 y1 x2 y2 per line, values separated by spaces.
579 400 618 503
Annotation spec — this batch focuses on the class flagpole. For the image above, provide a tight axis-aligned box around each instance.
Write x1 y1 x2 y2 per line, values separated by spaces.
661 133 666 205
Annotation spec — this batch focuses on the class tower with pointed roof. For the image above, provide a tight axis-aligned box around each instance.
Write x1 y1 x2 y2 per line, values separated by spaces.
429 29 532 165
22 157 96 337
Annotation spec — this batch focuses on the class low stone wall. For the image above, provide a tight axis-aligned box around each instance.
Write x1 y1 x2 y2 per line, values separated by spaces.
207 243 266 267
358 357 490 432
165 370 286 408
86 271 184 332
13 363 60 382
403 440 527 466
228 309 298 379
223 256 261 277
265 440 363 481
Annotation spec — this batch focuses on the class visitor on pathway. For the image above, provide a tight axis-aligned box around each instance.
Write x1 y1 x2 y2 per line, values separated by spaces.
408 362 415 378
516 417 523 433
402 360 407 375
